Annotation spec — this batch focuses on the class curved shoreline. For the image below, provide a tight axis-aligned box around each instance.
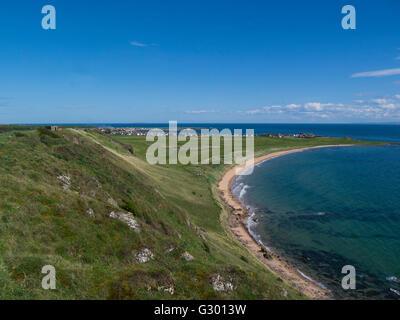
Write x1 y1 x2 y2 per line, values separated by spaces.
218 144 354 300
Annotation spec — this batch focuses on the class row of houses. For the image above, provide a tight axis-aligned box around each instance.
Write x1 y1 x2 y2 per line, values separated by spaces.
100 127 255 137
99 128 147 136
260 132 316 138
100 127 316 139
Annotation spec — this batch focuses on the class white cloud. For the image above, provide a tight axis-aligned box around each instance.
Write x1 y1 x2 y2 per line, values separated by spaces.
244 103 339 116
240 98 400 121
285 104 301 109
394 95 400 99
371 98 388 104
185 110 218 114
304 102 334 111
245 109 264 115
351 68 400 78
244 105 280 115
130 41 158 47
381 104 396 109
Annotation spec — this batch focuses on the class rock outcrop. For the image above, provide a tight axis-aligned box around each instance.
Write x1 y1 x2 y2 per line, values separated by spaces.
210 274 234 292
181 252 194 261
109 211 140 232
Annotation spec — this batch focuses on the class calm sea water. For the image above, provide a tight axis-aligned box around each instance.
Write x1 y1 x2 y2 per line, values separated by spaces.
233 142 400 299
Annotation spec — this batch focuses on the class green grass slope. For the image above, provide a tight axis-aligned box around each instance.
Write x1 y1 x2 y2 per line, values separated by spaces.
0 127 382 299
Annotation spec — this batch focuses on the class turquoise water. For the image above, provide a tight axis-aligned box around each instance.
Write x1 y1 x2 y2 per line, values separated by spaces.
232 145 400 299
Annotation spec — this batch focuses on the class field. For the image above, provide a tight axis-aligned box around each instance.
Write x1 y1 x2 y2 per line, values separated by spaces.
0 126 382 299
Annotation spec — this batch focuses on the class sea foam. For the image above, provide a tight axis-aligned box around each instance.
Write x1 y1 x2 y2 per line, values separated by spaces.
390 288 400 297
246 210 273 253
296 269 328 290
386 276 400 284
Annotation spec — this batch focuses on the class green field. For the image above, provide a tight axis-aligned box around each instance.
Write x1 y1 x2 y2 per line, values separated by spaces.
0 126 382 299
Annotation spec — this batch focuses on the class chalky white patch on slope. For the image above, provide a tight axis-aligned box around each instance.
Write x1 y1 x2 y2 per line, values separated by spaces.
134 248 154 263
57 175 71 190
211 274 234 292
109 211 140 232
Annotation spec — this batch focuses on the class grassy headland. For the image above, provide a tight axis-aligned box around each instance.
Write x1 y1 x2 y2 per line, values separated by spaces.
0 126 383 299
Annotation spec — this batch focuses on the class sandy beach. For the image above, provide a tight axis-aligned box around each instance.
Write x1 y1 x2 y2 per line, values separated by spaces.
218 144 354 300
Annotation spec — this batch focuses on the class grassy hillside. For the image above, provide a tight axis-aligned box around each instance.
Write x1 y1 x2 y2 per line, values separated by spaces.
0 127 381 299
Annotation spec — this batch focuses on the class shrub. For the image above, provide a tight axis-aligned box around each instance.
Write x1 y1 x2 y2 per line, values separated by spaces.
120 199 136 213
37 127 59 139
14 132 26 138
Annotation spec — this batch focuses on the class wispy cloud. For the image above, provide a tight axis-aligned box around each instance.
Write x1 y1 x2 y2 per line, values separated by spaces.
130 41 158 47
351 68 400 78
371 98 388 104
185 109 218 114
242 102 342 115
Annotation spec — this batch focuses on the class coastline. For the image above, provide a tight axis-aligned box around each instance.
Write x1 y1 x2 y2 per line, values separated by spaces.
218 144 354 300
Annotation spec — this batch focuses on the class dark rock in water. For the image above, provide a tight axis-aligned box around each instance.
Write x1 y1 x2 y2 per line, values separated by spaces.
365 289 381 298
297 255 310 263
263 252 273 260
355 282 368 290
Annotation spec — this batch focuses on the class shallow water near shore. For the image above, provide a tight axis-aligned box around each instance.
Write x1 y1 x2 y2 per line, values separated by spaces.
232 145 400 299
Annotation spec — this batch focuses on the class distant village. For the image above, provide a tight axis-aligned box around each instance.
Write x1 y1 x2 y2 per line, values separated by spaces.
259 132 316 138
100 127 148 136
99 127 317 139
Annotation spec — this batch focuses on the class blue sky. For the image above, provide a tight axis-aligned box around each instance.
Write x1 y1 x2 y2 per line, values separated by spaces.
0 0 400 123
